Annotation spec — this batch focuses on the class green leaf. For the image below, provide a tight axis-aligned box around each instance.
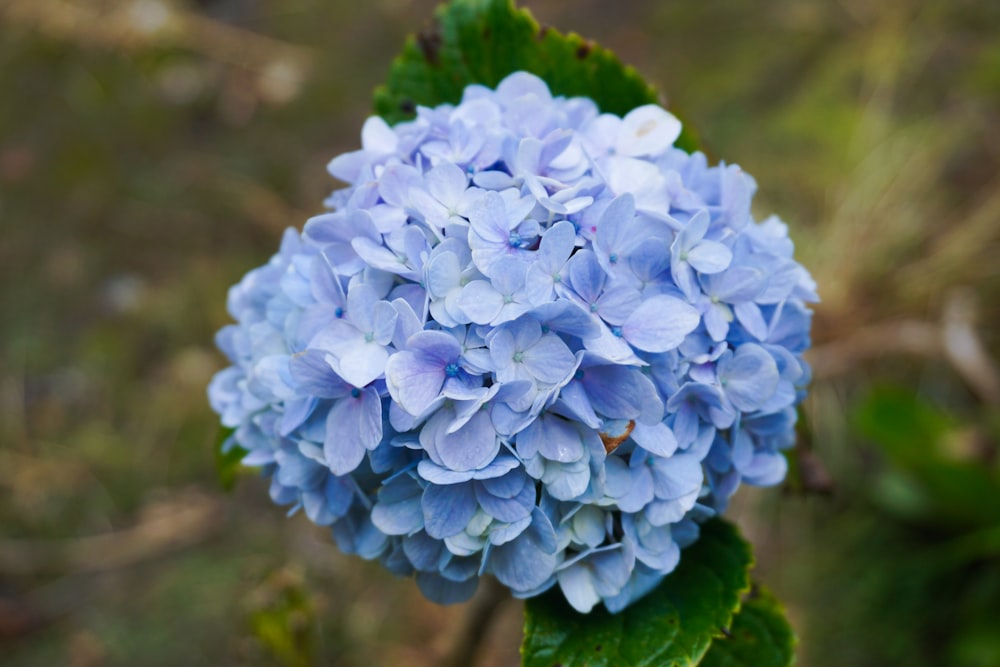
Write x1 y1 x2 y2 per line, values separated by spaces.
698 587 796 667
521 519 753 667
374 0 698 152
215 426 248 492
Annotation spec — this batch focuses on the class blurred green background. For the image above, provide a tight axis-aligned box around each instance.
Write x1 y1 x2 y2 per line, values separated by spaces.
1 0 999 665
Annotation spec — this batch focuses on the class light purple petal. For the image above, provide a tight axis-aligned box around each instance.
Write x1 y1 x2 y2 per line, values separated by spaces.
622 296 700 353
718 344 780 412
425 161 469 205
565 250 605 303
332 342 389 388
522 333 576 384
384 351 445 417
456 280 505 324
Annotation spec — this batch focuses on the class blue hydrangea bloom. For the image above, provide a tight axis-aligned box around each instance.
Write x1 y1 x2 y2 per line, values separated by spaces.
208 72 817 614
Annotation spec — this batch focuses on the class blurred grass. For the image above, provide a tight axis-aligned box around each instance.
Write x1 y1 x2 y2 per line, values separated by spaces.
0 0 998 665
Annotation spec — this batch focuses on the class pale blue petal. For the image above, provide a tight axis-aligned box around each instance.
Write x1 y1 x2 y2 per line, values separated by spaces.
687 240 733 274
565 250 605 303
425 161 469 205
487 514 533 546
333 342 389 388
557 565 601 613
718 344 779 412
371 476 425 535
372 300 399 346
384 351 445 416
456 280 505 324
616 465 654 513
630 422 678 458
742 450 788 486
596 286 641 325
522 333 576 384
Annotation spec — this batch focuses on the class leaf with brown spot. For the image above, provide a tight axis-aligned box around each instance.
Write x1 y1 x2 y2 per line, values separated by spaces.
374 0 698 152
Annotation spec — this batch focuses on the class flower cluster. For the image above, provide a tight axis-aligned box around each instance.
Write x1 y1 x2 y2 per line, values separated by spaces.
209 72 817 613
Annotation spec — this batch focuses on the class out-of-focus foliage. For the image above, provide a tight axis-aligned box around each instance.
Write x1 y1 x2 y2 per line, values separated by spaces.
803 386 1000 667
854 386 1000 526
1 0 998 665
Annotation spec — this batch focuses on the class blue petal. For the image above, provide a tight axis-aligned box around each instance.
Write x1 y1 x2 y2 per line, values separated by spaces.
517 413 585 463
581 365 650 421
616 464 654 513
488 512 558 592
416 572 479 604
475 475 534 522
422 408 500 473
556 564 600 613
371 476 425 536
480 469 529 497
422 482 477 539
403 531 446 571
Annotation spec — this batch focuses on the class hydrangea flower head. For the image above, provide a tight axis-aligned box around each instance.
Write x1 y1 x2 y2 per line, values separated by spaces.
209 72 817 613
